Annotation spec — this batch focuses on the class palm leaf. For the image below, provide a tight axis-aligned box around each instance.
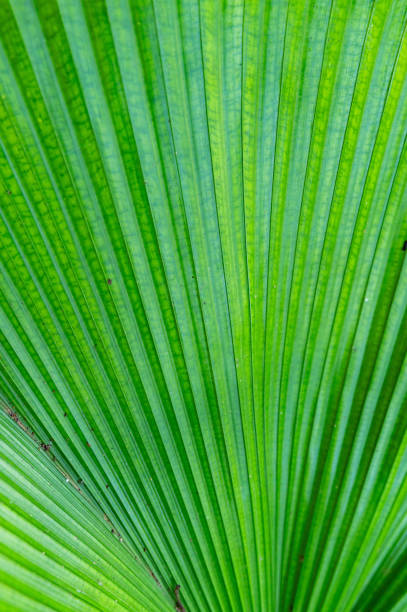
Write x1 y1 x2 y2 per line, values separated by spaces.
0 409 172 611
0 0 406 610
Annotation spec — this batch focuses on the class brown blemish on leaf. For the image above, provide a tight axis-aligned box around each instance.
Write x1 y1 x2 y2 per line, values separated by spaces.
174 585 186 612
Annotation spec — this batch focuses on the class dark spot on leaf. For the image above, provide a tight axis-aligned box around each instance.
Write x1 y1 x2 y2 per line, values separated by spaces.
107 278 112 285
86 441 91 447
6 190 12 195
402 240 407 251
299 555 304 563
106 484 109 488
174 585 186 612
63 412 67 417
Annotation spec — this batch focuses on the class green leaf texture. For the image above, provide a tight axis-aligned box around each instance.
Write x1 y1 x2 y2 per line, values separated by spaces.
0 1 406 610
0 409 172 611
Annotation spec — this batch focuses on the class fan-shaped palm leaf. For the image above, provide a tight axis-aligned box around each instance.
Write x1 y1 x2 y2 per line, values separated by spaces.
0 1 406 610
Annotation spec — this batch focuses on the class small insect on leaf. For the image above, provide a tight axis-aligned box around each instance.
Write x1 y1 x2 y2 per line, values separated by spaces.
402 240 407 251
107 278 112 285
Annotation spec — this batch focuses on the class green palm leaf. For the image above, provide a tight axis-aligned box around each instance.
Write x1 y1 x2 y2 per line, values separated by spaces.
0 408 172 611
0 0 406 610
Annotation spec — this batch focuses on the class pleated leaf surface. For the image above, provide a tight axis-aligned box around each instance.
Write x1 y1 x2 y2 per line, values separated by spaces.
0 1 407 611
